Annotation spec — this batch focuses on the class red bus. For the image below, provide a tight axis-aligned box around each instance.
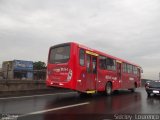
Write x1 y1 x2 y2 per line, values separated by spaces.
46 42 142 95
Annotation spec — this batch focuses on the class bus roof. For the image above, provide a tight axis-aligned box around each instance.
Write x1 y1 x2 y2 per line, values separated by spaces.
77 42 141 68
52 42 141 68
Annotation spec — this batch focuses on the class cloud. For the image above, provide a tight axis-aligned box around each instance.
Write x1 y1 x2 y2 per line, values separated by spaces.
0 0 160 79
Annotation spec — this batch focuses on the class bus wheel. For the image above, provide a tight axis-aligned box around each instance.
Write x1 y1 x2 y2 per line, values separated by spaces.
130 83 137 92
147 92 151 97
105 82 112 96
130 88 135 92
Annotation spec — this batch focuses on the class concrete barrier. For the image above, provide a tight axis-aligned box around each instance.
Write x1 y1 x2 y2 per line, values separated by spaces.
0 80 72 97
0 80 47 91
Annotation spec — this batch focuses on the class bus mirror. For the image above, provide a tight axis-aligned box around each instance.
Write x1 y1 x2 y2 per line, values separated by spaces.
141 69 143 73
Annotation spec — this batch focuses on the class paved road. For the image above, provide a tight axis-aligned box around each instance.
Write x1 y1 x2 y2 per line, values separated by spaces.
0 88 160 120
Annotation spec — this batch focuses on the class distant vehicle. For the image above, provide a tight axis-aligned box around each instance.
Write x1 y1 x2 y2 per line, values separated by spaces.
46 42 142 95
145 80 160 97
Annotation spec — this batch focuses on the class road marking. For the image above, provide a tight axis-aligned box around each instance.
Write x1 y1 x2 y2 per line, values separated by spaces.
20 102 90 117
0 92 76 100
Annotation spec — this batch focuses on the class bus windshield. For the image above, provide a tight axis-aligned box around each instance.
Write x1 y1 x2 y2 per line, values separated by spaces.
49 45 70 64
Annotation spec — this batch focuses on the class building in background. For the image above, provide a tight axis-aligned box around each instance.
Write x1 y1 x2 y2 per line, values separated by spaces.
2 60 33 80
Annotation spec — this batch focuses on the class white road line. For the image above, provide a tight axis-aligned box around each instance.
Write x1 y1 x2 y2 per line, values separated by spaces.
0 92 76 100
20 102 90 117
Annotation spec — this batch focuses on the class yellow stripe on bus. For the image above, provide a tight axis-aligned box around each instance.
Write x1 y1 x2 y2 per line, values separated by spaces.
86 90 96 94
116 60 122 63
86 51 99 56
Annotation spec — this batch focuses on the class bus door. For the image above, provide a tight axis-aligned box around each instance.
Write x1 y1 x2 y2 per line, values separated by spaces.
116 61 122 88
86 53 97 91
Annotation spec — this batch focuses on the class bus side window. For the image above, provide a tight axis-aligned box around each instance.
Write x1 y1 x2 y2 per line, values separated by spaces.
79 49 85 66
133 66 138 75
99 56 106 70
92 57 97 74
123 63 126 73
106 58 116 70
127 64 131 73
86 55 91 73
124 63 127 73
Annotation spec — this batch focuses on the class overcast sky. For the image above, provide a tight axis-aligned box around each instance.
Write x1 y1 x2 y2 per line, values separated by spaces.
0 0 160 80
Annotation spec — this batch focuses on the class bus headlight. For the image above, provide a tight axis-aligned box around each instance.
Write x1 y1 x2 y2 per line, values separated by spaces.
67 69 72 81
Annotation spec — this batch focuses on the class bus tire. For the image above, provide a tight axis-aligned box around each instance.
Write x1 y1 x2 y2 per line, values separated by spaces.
147 92 151 97
130 83 137 92
105 82 112 96
130 88 135 92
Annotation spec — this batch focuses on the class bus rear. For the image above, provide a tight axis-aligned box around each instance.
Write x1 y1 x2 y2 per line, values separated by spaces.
46 43 76 90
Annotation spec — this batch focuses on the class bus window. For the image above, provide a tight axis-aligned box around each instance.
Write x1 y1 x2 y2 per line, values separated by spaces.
130 65 133 74
133 66 138 75
127 64 133 74
79 49 85 66
127 64 130 73
49 45 70 64
86 55 91 73
99 56 116 71
106 58 116 70
99 56 106 70
92 57 97 74
123 63 127 73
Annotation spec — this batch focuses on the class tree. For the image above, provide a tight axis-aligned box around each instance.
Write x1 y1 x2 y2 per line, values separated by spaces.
33 61 46 70
33 61 46 80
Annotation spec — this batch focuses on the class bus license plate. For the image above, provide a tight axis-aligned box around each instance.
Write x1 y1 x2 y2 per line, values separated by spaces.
153 90 159 93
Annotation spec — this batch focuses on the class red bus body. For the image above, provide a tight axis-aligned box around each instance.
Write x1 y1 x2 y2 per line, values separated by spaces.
46 42 142 94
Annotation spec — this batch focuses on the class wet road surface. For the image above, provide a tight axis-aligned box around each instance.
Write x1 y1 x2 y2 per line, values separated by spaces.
0 88 160 120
